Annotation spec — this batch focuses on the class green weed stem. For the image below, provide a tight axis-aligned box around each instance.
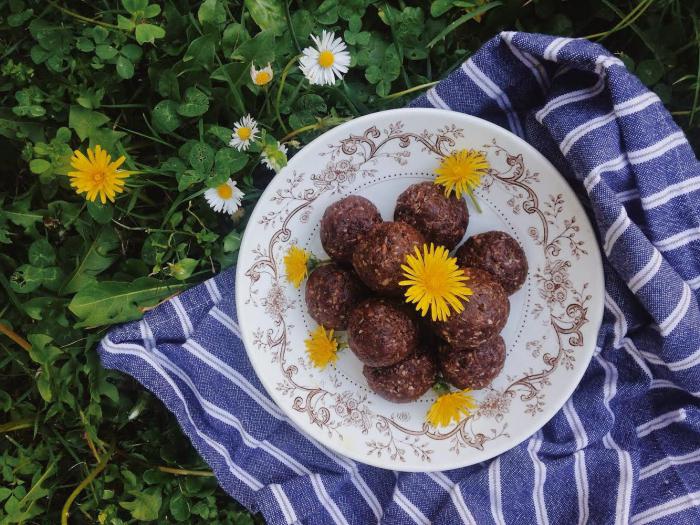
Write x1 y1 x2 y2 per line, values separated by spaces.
61 447 113 525
48 1 120 30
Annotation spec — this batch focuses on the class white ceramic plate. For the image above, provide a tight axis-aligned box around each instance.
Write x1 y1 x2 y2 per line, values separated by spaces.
236 108 604 472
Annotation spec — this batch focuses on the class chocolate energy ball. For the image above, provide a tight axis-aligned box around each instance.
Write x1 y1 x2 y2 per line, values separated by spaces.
438 336 506 390
363 349 437 402
352 221 425 296
456 231 528 294
432 267 510 348
394 181 468 249
305 263 366 330
348 298 419 367
320 196 382 264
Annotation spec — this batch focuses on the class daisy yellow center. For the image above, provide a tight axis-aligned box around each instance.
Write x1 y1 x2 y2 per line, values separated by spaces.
216 183 233 200
237 127 252 141
399 244 473 322
318 50 335 68
255 71 272 85
434 149 489 200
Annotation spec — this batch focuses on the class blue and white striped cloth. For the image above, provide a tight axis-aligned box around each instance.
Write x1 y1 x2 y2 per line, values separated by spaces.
99 32 700 524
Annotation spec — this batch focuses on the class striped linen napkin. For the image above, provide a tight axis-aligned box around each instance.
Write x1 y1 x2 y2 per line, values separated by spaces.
99 32 700 525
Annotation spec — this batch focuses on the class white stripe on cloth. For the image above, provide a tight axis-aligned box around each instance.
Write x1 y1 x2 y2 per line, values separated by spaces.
426 87 450 110
501 31 549 93
206 304 382 520
270 483 298 524
596 354 634 525
488 456 507 525
639 448 700 480
562 399 590 525
309 473 348 525
636 409 687 438
584 131 688 193
649 378 700 397
395 488 431 525
205 278 223 303
617 188 640 202
427 472 477 525
171 296 194 337
621 338 653 379
656 226 700 253
536 76 605 122
527 431 549 525
560 92 660 156
542 37 574 61
641 175 700 210
461 59 525 138
658 284 691 336
537 55 622 121
210 306 242 338
641 345 700 371
629 249 662 294
630 491 700 525
182 339 285 419
140 319 156 351
603 208 631 256
688 275 700 289
604 293 628 348
101 337 264 491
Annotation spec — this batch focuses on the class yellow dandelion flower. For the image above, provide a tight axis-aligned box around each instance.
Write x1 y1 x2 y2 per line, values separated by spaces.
434 149 489 211
427 389 477 428
305 325 339 368
399 243 473 322
68 145 133 204
284 245 311 288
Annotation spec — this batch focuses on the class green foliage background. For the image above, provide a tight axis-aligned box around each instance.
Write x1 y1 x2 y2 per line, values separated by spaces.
1 0 699 522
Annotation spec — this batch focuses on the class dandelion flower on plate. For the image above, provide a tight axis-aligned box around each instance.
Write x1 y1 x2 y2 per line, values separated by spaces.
299 30 351 86
305 325 339 368
399 243 472 322
229 114 259 151
434 149 489 211
284 245 311 288
261 141 288 173
68 145 133 204
204 179 244 214
426 386 477 428
250 63 273 86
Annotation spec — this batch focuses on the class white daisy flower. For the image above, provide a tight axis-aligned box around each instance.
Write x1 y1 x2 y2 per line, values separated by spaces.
261 142 288 173
298 31 351 86
204 179 244 214
229 114 259 151
250 63 274 86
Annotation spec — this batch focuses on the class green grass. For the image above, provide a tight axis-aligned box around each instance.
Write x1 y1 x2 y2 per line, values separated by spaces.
1 0 699 522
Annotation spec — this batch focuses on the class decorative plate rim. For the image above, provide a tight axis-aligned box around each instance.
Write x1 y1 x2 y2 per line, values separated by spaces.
235 108 605 472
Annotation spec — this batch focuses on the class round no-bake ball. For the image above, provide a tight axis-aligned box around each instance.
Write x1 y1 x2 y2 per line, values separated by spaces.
456 231 528 294
305 264 367 330
432 267 510 348
348 298 419 367
438 335 506 390
394 181 468 249
364 349 437 402
320 196 382 264
352 221 425 295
